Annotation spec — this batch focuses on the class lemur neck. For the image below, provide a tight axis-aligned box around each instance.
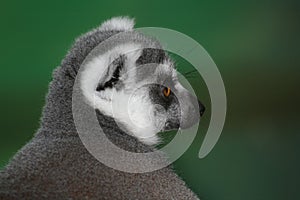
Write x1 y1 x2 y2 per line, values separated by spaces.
95 110 155 153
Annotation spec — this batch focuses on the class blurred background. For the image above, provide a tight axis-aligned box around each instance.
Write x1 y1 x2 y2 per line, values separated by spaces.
0 0 299 199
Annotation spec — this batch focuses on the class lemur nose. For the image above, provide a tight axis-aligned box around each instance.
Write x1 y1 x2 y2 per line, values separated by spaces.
198 100 205 117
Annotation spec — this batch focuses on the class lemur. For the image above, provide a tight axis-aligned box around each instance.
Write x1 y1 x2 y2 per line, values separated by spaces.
0 17 205 199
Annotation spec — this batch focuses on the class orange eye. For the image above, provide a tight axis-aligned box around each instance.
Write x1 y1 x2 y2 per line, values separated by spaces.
163 87 171 97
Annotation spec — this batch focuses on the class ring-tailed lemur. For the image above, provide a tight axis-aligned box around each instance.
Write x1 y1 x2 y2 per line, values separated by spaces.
0 17 205 199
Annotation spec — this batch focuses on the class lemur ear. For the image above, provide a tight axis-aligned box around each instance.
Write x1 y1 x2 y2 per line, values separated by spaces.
96 55 125 92
99 16 135 32
95 48 142 93
80 43 142 116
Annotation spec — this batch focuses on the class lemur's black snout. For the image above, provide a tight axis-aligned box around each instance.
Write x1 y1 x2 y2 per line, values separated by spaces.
198 100 205 117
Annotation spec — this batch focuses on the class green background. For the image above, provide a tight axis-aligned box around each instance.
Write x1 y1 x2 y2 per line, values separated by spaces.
0 0 299 199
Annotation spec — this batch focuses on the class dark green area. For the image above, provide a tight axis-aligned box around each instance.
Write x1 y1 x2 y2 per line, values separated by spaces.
0 0 299 199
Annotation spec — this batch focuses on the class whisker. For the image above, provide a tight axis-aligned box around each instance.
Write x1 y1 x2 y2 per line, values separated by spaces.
182 69 198 77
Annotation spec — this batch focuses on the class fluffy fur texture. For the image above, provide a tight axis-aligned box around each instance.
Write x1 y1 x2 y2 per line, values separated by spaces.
0 17 200 199
99 16 135 31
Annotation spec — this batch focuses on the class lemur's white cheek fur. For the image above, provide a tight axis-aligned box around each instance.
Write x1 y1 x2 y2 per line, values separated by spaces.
80 43 142 116
111 89 159 145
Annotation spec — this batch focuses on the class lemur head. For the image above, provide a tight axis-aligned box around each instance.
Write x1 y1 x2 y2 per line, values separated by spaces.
80 17 205 145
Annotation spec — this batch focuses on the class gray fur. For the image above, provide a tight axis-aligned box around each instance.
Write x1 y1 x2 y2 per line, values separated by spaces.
0 18 200 199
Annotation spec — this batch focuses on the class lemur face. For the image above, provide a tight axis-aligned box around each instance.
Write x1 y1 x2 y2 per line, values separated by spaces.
81 44 205 145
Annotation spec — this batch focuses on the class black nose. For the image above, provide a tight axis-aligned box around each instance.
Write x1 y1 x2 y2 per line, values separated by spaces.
198 100 205 117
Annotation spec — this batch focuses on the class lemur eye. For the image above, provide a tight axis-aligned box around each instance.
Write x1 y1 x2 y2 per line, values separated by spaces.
163 87 171 97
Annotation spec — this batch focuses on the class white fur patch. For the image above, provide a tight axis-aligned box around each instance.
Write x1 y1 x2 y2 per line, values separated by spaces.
111 89 160 145
80 43 141 115
80 43 160 145
155 61 178 82
99 16 135 31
